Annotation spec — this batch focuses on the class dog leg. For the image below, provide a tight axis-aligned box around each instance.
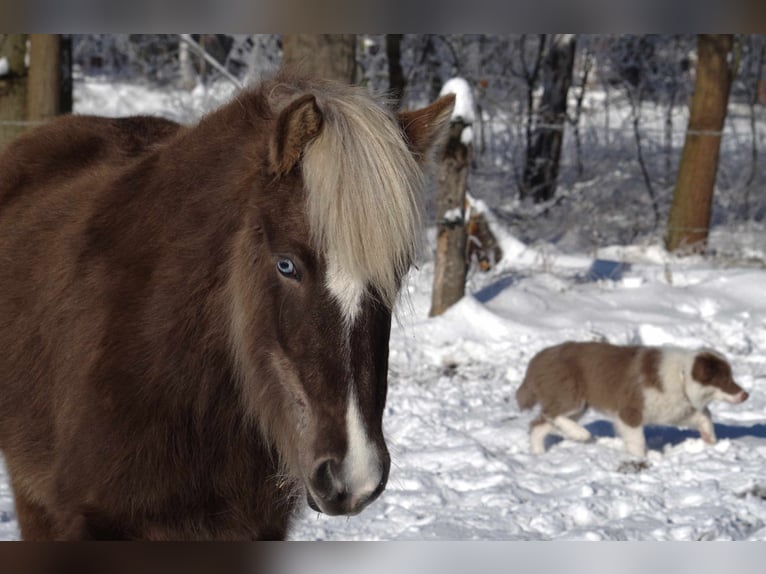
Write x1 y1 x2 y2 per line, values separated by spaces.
689 408 716 444
552 416 592 443
614 417 647 458
530 416 553 454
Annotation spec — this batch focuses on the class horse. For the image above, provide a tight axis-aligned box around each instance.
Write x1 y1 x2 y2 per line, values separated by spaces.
0 72 455 540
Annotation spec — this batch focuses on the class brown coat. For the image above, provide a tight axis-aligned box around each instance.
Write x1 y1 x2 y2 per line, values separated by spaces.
516 341 747 456
0 74 455 539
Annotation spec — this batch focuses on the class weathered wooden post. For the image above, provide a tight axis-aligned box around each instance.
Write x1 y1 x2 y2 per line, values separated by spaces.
0 34 28 151
430 78 474 317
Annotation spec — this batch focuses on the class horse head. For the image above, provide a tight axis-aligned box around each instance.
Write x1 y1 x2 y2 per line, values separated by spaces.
227 78 455 516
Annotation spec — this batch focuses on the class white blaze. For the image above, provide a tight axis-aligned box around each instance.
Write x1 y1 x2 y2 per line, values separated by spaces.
343 390 381 504
327 255 382 504
326 257 365 325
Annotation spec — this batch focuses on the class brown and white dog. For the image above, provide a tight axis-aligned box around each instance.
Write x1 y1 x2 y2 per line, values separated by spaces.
516 341 749 457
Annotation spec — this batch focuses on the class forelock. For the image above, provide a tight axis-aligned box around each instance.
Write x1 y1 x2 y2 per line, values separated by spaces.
298 83 424 311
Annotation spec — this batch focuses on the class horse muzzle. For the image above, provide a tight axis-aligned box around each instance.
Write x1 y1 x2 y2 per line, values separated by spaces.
305 455 390 516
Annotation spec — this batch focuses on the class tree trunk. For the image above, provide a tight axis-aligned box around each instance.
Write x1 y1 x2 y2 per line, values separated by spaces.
430 120 471 317
422 35 444 103
666 35 733 253
198 34 208 84
521 34 577 203
386 34 406 108
281 35 356 84
59 35 73 114
178 37 196 90
0 34 28 151
27 34 61 122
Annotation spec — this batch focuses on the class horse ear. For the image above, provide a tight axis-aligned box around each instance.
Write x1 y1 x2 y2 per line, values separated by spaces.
397 94 456 164
270 94 324 176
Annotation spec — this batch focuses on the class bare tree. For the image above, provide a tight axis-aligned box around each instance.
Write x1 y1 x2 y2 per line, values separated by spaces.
178 37 196 90
521 34 577 203
386 34 406 109
27 34 62 122
614 35 664 228
0 34 28 150
663 35 685 186
411 35 461 103
666 35 734 253
59 35 73 114
569 44 593 177
627 81 660 228
281 35 356 83
513 34 547 195
741 36 765 219
1 34 70 151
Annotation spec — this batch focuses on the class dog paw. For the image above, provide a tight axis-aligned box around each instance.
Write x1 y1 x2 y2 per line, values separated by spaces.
700 432 717 445
617 460 651 474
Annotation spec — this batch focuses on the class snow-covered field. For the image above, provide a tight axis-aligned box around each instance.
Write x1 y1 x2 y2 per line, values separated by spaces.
289 230 766 541
2 78 766 541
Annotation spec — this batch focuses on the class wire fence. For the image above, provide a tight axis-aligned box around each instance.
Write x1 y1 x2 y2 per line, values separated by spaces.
467 97 766 258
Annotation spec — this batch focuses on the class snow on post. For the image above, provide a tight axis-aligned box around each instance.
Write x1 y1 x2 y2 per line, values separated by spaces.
439 77 475 145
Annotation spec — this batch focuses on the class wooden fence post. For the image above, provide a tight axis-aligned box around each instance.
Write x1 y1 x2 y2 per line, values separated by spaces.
430 119 472 317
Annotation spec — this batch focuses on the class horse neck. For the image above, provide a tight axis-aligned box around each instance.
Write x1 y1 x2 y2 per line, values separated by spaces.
91 143 253 418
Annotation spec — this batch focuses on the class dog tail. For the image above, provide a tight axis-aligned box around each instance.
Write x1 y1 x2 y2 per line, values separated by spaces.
515 377 538 410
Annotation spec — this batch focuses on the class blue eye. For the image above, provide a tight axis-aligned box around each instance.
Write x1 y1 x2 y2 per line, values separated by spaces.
277 257 297 278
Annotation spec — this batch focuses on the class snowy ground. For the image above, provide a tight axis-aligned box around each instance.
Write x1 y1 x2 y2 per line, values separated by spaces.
286 228 766 541
2 78 766 540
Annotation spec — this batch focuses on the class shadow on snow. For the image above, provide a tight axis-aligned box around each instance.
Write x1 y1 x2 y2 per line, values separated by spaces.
473 259 631 305
544 420 766 452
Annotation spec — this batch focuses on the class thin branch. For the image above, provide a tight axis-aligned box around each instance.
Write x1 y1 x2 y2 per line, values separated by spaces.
568 42 592 177
434 35 461 75
744 39 765 219
663 35 683 186
521 36 547 157
179 34 243 89
520 35 548 199
628 88 660 228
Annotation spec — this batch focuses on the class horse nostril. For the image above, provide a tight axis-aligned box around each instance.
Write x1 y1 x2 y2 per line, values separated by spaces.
309 453 390 515
310 457 344 502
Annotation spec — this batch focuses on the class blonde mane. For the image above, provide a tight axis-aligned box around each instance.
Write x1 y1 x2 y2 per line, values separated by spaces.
270 79 424 310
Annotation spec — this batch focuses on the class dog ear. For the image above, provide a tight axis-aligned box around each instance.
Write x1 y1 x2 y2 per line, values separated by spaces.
270 94 324 176
397 94 456 164
691 353 725 383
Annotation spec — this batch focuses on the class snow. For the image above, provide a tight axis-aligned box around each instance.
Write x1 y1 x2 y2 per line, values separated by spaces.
3 79 766 541
285 242 766 541
440 77 476 124
443 207 464 224
439 77 476 147
71 76 237 122
460 125 474 146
